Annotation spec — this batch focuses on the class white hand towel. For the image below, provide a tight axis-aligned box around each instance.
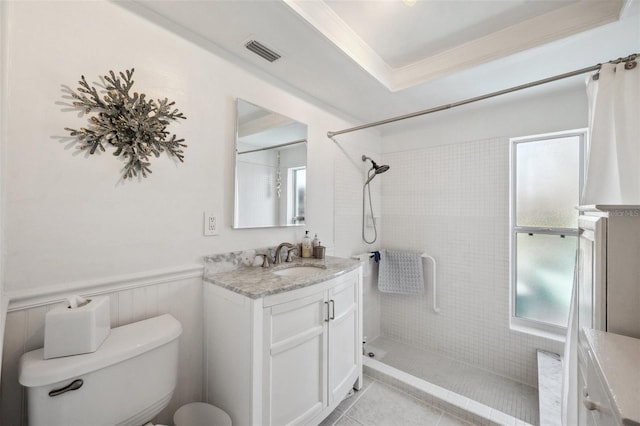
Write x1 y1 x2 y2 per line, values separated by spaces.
378 250 424 294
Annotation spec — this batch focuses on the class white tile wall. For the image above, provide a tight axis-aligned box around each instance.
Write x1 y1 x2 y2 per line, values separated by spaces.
376 137 563 387
0 274 204 426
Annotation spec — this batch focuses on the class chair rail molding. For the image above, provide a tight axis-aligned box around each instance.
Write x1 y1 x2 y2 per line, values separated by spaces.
6 264 204 312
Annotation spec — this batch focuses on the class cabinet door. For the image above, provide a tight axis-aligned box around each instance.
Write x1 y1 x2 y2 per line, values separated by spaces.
577 341 596 426
327 274 359 404
263 291 328 426
580 347 617 426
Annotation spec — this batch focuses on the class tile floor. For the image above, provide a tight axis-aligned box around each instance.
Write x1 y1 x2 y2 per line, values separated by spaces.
366 337 539 425
320 375 472 426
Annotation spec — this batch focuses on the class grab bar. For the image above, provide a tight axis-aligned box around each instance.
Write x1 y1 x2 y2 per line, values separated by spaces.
352 251 440 313
421 254 439 313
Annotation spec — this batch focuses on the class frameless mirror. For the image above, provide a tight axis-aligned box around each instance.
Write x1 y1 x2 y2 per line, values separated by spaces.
234 99 308 228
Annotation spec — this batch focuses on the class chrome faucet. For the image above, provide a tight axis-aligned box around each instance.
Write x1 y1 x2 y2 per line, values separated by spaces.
285 247 298 263
274 242 296 264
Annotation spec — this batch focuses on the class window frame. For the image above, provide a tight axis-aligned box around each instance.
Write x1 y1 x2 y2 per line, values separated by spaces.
289 166 306 224
509 129 586 338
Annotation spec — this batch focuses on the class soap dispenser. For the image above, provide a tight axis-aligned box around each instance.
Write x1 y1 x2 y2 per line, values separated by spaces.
301 231 312 258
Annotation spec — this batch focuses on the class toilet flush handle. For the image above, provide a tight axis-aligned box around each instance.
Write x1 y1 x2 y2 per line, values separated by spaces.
49 379 84 397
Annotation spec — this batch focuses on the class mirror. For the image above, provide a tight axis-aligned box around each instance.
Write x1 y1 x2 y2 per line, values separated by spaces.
234 99 308 228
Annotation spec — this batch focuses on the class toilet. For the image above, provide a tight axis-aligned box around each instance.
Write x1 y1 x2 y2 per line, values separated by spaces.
18 314 231 426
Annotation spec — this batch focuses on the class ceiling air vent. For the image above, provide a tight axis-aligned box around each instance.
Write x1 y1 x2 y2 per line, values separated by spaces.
245 40 281 63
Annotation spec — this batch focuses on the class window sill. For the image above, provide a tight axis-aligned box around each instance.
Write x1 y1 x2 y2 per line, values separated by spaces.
510 319 566 343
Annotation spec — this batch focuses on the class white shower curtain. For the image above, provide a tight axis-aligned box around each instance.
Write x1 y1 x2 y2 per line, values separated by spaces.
563 59 639 426
582 61 640 204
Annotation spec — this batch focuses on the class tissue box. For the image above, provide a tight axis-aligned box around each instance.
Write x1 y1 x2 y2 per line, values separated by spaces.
44 296 110 359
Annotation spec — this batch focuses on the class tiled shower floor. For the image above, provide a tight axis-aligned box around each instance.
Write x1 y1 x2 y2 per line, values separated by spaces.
367 336 539 426
320 375 472 426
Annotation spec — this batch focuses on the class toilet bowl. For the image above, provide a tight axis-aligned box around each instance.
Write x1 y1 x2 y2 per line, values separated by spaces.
19 314 232 426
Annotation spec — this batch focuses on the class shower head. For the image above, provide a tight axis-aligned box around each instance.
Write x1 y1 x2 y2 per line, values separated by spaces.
362 155 390 185
374 163 390 174
362 155 390 175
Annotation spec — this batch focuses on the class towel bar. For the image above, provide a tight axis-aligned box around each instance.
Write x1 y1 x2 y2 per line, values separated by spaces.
353 251 439 313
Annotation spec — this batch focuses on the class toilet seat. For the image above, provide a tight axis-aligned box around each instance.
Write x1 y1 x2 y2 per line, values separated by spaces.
174 402 232 426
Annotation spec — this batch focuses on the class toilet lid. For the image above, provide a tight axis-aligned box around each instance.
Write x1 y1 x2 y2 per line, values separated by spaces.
174 402 232 426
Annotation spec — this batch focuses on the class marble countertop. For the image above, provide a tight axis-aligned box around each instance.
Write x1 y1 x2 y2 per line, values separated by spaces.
203 256 361 299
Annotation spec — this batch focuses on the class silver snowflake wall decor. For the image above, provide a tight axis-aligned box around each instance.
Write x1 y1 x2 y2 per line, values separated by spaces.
64 69 187 179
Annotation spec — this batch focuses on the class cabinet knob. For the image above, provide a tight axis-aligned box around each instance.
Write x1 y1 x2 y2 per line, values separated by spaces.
583 397 601 412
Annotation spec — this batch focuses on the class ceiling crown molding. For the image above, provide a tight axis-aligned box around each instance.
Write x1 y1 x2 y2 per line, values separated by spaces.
284 0 625 92
283 0 393 87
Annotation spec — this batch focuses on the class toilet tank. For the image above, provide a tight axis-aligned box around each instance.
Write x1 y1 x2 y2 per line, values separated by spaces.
19 314 182 426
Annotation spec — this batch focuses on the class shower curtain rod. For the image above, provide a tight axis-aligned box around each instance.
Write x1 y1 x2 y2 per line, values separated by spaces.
237 138 307 155
327 53 638 138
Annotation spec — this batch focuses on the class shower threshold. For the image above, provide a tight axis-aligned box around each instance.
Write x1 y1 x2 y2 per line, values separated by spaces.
364 337 537 426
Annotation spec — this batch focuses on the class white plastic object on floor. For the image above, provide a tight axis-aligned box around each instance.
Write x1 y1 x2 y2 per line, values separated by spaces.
174 402 232 426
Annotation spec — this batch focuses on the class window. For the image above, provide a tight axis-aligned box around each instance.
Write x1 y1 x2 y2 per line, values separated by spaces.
289 166 306 224
510 130 585 336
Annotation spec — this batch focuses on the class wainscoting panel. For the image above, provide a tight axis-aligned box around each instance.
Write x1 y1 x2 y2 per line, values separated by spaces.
0 266 204 426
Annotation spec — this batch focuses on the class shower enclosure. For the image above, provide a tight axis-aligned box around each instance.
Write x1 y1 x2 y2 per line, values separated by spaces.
327 55 636 426
354 139 564 426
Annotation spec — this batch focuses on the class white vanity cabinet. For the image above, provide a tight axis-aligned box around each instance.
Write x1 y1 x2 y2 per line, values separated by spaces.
577 205 640 338
577 329 640 426
204 267 362 426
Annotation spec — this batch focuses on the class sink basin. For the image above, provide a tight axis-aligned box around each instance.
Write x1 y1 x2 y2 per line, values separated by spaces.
272 266 324 277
